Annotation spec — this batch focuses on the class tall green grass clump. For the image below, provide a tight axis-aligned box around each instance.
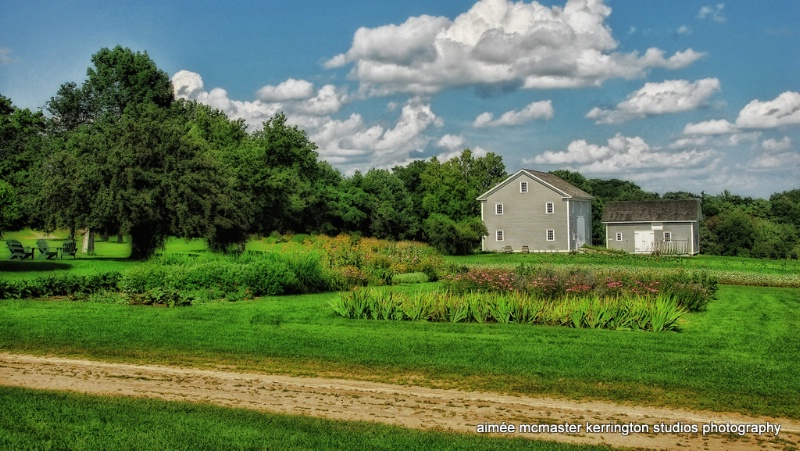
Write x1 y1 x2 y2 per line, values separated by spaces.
331 288 686 332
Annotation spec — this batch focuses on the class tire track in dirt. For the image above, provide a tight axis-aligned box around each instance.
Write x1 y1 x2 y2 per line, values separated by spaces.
1 353 797 450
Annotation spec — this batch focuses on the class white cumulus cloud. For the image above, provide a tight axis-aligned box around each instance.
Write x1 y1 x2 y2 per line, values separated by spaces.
682 119 736 135
736 91 800 129
256 78 315 102
437 134 466 150
172 70 441 174
473 100 554 127
529 133 717 174
587 78 720 124
327 0 704 96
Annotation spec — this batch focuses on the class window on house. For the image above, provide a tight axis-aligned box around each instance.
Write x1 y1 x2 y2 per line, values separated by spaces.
664 232 672 242
616 232 623 241
545 202 554 214
496 230 504 241
520 181 528 193
496 203 503 215
546 230 555 241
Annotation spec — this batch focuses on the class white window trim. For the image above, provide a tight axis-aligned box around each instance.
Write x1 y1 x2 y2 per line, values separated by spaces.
520 181 528 193
495 203 503 215
664 231 672 242
496 230 504 241
545 202 554 214
546 229 555 241
616 232 623 241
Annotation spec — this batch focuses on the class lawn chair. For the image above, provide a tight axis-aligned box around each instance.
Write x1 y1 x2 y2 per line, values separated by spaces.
60 239 77 259
7 240 34 260
521 245 530 254
36 239 59 260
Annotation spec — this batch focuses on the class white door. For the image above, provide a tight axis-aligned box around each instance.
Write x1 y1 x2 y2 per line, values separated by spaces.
576 216 586 248
634 230 654 254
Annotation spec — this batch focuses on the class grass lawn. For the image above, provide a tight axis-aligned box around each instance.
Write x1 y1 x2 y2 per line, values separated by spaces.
1 284 797 419
0 387 607 451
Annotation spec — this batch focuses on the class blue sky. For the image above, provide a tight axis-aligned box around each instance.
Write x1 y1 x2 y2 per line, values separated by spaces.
2 0 799 198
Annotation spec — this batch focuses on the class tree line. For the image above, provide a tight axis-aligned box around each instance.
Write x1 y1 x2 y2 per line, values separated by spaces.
1 46 798 258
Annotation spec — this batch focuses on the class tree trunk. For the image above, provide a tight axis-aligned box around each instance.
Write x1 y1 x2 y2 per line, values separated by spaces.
101 226 110 242
118 232 124 243
81 228 95 255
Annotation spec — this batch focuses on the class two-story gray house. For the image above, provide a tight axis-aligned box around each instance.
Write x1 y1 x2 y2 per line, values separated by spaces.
602 199 702 255
477 169 593 252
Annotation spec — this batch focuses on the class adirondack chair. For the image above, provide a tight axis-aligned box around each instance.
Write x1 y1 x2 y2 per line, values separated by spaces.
7 240 34 260
60 239 77 259
36 239 59 260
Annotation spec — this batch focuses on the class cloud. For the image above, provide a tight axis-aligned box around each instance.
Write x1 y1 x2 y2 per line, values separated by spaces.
587 78 720 124
327 0 704 96
529 133 717 174
736 91 800 129
697 4 726 23
751 136 799 170
762 136 793 152
172 70 348 129
473 100 554 127
172 70 443 173
437 134 465 150
682 119 736 135
0 47 15 65
256 79 315 102
677 25 691 35
307 97 443 172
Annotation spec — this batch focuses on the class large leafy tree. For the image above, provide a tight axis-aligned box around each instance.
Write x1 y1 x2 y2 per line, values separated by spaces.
421 149 507 221
240 113 322 235
358 169 418 240
0 95 46 230
39 47 249 258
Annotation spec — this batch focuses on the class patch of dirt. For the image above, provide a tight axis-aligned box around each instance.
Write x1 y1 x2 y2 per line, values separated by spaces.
1 353 797 450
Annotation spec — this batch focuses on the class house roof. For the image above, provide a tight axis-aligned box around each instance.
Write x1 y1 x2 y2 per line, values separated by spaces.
602 199 702 223
476 169 593 200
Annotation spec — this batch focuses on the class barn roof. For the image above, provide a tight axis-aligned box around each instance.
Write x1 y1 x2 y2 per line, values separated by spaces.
602 199 701 223
476 169 593 200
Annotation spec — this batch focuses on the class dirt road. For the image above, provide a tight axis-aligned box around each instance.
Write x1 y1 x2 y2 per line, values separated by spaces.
1 353 797 450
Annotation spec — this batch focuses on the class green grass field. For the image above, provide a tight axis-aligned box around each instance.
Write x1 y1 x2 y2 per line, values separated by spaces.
2 231 799 449
0 386 607 451
1 284 797 418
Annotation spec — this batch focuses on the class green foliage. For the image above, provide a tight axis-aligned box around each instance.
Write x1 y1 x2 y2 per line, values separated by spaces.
332 288 686 332
0 272 121 299
420 149 507 222
316 234 444 288
0 179 15 236
392 272 429 284
441 264 716 312
423 213 486 255
125 287 194 307
117 251 331 298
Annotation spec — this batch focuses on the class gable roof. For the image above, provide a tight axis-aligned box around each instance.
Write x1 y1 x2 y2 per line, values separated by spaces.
602 199 701 223
477 169 593 200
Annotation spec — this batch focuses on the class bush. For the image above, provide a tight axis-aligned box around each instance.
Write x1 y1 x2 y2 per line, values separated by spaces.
0 272 122 300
